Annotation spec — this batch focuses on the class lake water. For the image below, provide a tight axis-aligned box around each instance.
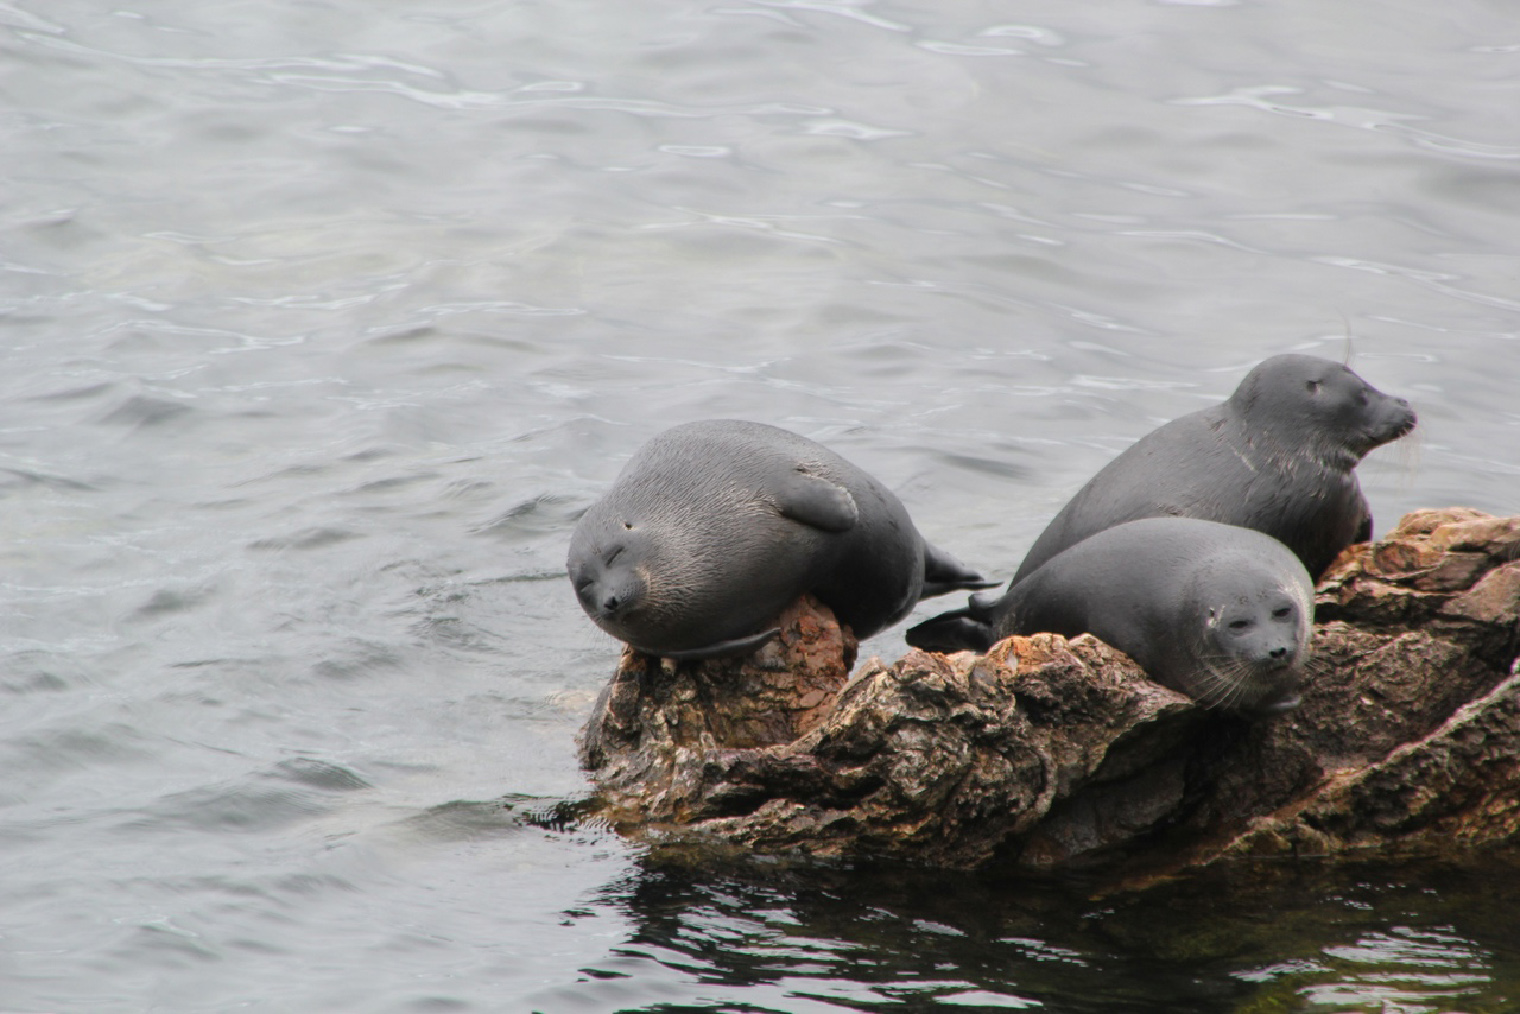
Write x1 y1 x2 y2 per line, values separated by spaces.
3 1 1517 1010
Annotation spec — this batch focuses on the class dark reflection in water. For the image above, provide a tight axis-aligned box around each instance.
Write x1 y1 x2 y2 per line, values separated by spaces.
539 849 1520 1013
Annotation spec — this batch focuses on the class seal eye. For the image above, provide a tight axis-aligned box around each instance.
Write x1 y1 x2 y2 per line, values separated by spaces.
623 521 634 530
1272 606 1293 619
1228 618 1252 631
605 546 623 566
1305 379 1321 394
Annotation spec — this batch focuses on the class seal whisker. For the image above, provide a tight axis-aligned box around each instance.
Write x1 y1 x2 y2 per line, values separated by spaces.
1203 659 1258 710
1191 651 1299 711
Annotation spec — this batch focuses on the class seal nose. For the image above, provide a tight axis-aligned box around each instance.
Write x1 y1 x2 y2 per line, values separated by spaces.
601 593 621 616
1398 398 1418 433
1383 397 1418 440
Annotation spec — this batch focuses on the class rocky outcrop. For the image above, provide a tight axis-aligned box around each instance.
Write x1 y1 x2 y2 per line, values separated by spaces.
579 509 1520 874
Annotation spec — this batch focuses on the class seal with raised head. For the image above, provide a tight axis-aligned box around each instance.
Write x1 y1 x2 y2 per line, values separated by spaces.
908 518 1314 713
568 419 993 659
1012 354 1417 586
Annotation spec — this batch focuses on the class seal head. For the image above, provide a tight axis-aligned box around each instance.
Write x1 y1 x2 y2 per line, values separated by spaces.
1181 553 1311 712
1228 354 1418 467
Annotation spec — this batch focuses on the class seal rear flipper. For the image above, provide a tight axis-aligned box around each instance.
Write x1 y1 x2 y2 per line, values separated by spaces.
648 627 782 661
771 468 859 533
919 542 1000 598
904 609 995 654
966 587 1008 617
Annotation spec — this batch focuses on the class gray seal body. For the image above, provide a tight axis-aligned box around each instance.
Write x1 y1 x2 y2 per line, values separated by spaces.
1013 354 1417 585
910 518 1314 713
568 419 992 659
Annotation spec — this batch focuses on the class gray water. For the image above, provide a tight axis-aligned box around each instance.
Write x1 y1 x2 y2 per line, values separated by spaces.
3 1 1517 1010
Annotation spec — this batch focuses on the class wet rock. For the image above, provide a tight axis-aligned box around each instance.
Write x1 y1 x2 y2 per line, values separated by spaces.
580 509 1520 874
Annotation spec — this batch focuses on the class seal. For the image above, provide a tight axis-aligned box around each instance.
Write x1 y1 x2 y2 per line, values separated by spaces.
908 518 1314 713
1012 354 1417 585
568 419 993 659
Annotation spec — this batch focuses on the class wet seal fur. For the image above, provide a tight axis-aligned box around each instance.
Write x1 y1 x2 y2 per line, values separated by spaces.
568 419 993 659
909 518 1314 713
1012 354 1416 585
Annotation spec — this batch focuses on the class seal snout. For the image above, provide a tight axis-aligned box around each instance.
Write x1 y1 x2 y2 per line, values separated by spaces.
579 569 644 625
1356 391 1418 452
1389 397 1418 440
596 590 624 620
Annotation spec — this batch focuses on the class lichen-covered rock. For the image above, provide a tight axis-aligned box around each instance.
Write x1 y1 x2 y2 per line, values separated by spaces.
579 509 1520 874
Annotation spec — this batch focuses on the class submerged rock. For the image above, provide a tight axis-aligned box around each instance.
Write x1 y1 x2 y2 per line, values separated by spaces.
579 509 1520 874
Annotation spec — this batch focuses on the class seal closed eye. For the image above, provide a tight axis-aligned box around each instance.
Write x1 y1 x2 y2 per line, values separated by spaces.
567 419 994 659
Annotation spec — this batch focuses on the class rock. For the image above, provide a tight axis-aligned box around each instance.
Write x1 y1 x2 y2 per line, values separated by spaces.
579 509 1520 875
580 596 858 826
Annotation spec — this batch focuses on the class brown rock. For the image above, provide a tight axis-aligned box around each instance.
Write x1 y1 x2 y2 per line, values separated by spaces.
1428 514 1520 554
1440 562 1520 625
579 510 1520 876
1218 661 1520 859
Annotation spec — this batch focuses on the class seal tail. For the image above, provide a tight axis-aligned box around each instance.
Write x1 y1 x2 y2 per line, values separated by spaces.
920 542 999 598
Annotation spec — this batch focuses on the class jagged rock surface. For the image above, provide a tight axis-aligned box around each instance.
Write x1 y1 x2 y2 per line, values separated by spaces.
580 509 1520 872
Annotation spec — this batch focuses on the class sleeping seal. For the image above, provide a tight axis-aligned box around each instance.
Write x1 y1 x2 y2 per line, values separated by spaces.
909 518 1314 713
568 419 993 659
1013 354 1416 585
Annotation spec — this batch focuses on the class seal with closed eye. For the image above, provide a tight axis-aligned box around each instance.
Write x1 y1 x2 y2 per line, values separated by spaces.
568 419 993 659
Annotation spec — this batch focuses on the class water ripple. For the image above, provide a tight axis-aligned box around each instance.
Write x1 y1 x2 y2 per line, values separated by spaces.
1176 84 1520 161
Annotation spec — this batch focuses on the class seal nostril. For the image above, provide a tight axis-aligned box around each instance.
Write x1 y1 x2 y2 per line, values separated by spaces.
602 594 620 613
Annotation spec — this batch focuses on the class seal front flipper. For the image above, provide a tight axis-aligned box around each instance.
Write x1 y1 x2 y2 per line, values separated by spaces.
769 467 859 533
920 542 999 598
904 608 996 654
646 627 782 661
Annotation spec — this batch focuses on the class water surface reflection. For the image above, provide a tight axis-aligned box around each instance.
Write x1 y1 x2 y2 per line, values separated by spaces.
534 851 1520 1013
